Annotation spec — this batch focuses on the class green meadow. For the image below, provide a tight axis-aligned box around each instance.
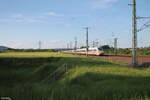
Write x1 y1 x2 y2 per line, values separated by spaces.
0 52 150 100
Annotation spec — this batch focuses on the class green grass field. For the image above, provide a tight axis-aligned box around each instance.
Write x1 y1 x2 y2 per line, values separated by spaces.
0 52 150 100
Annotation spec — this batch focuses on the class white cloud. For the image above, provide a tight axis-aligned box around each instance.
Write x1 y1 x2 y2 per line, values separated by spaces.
2 14 46 23
34 40 66 49
0 12 89 26
50 40 62 44
1 42 23 49
12 14 24 18
91 0 120 9
46 12 64 17
46 12 89 17
65 23 71 28
0 11 90 25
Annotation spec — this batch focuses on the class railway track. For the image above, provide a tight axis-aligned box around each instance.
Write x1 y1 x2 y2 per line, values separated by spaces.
64 52 150 63
90 55 150 63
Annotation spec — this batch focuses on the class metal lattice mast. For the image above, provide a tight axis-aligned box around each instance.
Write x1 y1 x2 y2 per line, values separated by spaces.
74 37 77 50
70 41 72 49
85 27 89 57
92 41 95 47
39 41 41 49
114 38 118 56
67 43 69 49
132 0 137 67
129 0 150 67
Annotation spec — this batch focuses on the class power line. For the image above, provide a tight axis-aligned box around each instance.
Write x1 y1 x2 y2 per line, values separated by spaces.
137 16 150 19
137 20 150 32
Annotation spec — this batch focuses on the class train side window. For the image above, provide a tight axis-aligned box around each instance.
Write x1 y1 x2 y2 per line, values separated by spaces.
91 49 96 51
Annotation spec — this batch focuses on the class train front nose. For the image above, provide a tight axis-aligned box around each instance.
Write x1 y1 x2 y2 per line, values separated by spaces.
98 51 104 56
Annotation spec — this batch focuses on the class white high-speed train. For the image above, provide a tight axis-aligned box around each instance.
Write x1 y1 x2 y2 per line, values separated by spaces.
63 47 104 56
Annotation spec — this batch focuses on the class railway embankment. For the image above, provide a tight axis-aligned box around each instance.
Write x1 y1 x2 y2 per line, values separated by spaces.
0 52 150 100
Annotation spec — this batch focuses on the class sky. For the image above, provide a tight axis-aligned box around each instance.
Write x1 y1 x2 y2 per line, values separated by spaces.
0 0 150 49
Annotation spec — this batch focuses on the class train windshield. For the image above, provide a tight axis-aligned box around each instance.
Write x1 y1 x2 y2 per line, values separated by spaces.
98 48 103 51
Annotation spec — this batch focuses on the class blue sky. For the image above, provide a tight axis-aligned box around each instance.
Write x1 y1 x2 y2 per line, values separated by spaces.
0 0 150 49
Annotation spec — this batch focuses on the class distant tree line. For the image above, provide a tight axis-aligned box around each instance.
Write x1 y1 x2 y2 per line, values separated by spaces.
101 45 150 56
1 45 150 56
2 48 53 52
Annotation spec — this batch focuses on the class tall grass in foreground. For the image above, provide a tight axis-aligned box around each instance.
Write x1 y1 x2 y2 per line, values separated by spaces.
0 52 150 100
